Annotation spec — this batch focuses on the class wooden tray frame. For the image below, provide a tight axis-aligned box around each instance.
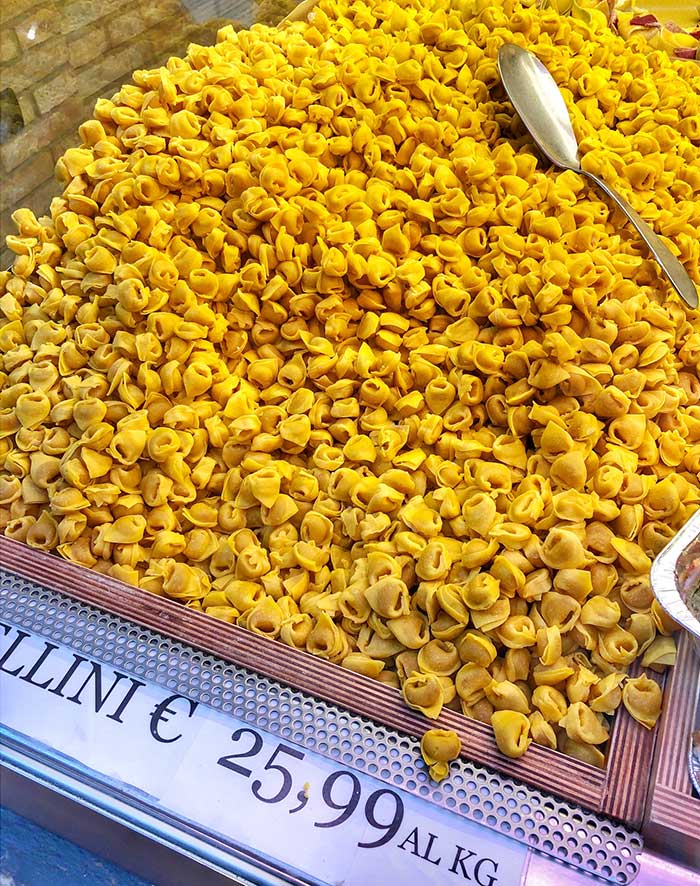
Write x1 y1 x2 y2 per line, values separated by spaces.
643 632 700 869
1 535 657 826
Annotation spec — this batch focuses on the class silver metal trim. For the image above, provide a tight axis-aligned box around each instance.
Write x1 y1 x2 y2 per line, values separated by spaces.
651 511 700 802
1 568 644 883
690 745 700 799
689 680 700 799
0 726 318 886
650 509 700 653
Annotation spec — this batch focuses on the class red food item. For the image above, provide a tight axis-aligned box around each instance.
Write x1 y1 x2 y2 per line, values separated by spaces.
675 47 699 59
630 13 660 27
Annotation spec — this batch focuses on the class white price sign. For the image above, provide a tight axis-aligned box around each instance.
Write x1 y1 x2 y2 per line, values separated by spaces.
0 622 528 886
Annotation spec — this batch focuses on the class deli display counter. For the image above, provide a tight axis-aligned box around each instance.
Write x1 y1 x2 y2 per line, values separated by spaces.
1 0 699 882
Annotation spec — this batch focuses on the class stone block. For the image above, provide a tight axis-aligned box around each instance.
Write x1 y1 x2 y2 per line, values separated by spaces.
60 0 124 36
0 28 21 63
33 67 77 116
105 3 148 48
0 147 54 212
67 21 109 69
14 4 60 50
16 90 38 126
2 0 40 25
1 38 69 92
0 97 81 171
25 174 62 218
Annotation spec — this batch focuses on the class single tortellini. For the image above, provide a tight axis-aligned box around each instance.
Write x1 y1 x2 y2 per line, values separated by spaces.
162 562 209 601
504 648 530 683
529 711 557 749
533 657 576 686
395 651 420 685
622 674 662 729
25 511 58 550
610 538 651 575
566 666 599 705
536 626 562 666
651 600 679 637
102 515 147 545
641 637 676 671
306 613 347 661
496 615 537 649
580 597 621 630
378 670 401 689
532 685 568 723
553 568 593 603
589 673 625 715
279 613 313 649
562 739 606 769
559 702 610 745
403 672 444 720
541 593 581 633
471 598 510 632
436 583 470 625
245 598 283 639
456 631 498 667
420 728 461 782
598 626 639 667
485 679 531 715
15 392 51 429
341 652 385 679
417 639 461 676
455 662 493 706
540 528 590 570
491 710 531 759
364 577 410 619
462 573 501 610
626 613 657 656
387 611 430 649
205 606 239 624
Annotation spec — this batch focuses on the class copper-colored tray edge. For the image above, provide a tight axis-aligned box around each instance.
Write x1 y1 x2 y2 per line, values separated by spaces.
601 664 663 826
644 631 700 866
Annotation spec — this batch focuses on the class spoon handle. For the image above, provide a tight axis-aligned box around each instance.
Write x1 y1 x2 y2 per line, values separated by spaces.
583 170 698 309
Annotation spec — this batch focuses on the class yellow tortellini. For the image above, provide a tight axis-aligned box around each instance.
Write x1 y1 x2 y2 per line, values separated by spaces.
491 710 532 759
403 672 445 720
2 0 697 767
532 686 569 723
455 662 493 707
529 711 557 750
485 679 531 715
622 675 663 729
589 673 625 714
420 728 462 782
559 702 610 745
417 639 461 676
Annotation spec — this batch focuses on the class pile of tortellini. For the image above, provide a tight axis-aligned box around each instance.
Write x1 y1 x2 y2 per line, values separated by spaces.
1 0 699 765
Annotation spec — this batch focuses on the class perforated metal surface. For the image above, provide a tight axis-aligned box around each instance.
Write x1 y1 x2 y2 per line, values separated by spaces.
0 568 644 883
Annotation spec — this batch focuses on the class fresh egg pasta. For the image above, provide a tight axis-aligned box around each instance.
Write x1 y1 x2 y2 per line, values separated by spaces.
2 0 699 764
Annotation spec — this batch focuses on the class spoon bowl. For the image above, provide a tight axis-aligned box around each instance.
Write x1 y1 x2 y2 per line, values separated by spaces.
497 43 581 172
497 43 699 309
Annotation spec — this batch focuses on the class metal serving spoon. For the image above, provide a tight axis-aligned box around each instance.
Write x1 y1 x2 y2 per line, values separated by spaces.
497 43 699 309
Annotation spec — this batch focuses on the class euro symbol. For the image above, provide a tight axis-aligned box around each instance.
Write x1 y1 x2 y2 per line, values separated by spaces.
149 693 198 743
